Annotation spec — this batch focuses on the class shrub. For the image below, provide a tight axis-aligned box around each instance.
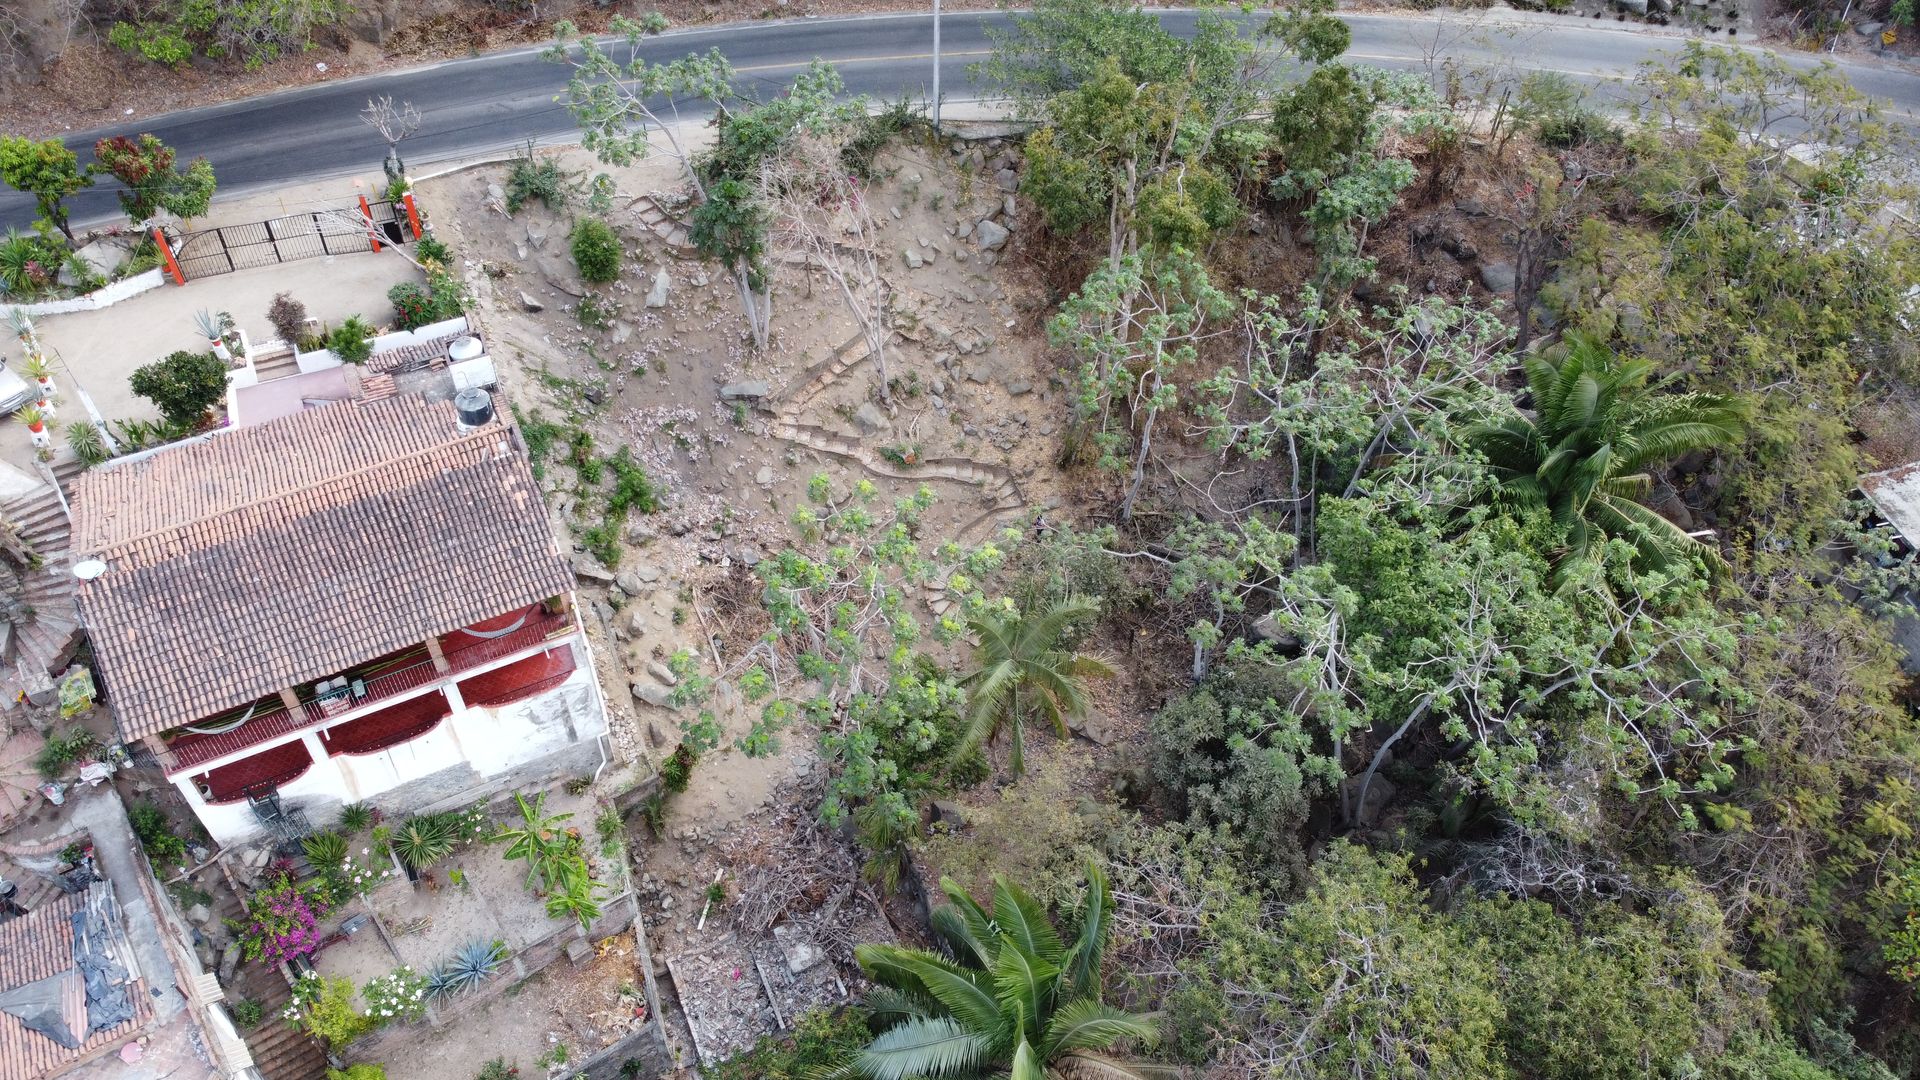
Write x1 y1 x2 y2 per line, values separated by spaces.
327 1067 387 1080
34 727 98 779
660 743 697 793
328 316 374 364
266 292 307 343
361 967 428 1025
129 349 227 426
302 831 349 868
570 218 622 284
503 145 572 213
386 282 435 330
284 971 369 1046
415 233 451 265
230 999 264 1027
704 1008 872 1080
475 1060 519 1080
237 875 331 965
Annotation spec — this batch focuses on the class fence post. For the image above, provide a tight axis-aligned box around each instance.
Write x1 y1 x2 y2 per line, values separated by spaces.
402 193 424 241
152 227 186 286
358 194 381 253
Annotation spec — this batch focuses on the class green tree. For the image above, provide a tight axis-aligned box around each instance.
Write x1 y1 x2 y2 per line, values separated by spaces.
1462 333 1745 586
833 863 1172 1080
957 598 1113 778
92 134 216 222
0 137 92 242
129 350 227 426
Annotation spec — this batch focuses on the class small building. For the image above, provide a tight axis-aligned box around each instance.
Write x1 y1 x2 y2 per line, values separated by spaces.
0 882 153 1079
70 394 607 847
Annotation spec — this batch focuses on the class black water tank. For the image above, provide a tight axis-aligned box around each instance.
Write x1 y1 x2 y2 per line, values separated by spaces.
455 386 494 429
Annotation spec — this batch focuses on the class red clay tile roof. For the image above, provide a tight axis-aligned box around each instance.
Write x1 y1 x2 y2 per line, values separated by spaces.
71 396 572 742
0 886 152 1080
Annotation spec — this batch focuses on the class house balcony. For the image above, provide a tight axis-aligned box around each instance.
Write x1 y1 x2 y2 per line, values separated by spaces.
157 603 577 782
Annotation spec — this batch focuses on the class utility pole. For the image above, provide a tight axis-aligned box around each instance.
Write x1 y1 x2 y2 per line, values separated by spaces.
932 0 942 131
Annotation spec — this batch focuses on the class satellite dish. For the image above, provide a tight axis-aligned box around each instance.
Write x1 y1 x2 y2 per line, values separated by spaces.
73 560 106 581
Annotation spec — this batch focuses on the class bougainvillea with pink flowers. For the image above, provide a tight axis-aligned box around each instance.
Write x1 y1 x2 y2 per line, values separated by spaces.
235 875 332 965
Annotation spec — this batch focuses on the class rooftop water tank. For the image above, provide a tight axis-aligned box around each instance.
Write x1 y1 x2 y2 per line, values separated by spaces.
454 387 494 430
448 336 484 363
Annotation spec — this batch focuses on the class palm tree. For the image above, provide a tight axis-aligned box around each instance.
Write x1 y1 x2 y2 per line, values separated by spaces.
1462 334 1744 584
831 862 1174 1080
958 599 1114 777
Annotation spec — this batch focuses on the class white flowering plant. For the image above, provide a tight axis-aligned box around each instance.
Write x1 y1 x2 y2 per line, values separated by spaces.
361 966 429 1025
321 850 395 903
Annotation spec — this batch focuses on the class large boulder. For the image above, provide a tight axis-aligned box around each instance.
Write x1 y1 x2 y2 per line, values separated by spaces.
720 380 771 402
974 219 1011 252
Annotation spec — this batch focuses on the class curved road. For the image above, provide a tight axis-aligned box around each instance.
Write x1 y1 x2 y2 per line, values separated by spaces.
6 10 1920 229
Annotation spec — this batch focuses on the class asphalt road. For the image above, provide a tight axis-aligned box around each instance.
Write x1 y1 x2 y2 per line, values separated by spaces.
6 10 1920 230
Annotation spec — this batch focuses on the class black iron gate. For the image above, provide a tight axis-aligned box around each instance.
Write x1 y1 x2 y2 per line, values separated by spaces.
168 198 411 279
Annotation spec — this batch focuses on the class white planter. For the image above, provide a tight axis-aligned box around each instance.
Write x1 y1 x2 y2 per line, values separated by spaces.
211 339 232 362
26 426 48 449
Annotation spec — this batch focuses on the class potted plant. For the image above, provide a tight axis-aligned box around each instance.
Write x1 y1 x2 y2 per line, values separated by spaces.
15 404 48 449
192 310 234 362
20 354 53 398
7 310 35 350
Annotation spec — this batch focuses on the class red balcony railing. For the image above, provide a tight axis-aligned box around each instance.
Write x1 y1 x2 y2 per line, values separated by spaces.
162 606 575 775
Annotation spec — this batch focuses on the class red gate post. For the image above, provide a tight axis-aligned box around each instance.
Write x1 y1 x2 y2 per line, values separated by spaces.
151 227 186 286
402 192 424 242
358 194 381 253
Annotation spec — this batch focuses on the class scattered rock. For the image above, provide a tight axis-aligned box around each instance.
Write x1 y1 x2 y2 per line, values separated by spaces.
632 683 675 709
486 182 507 213
572 557 616 585
754 466 774 486
615 570 650 597
646 660 679 687
930 800 967 827
1613 0 1648 13
889 206 902 220
994 168 1019 193
610 321 633 345
1250 613 1303 655
1005 378 1033 396
525 221 549 249
1455 197 1489 217
1479 261 1517 294
720 380 771 402
518 290 545 313
853 401 890 435
646 268 671 308
1341 774 1398 828
902 248 925 270
1650 0 1674 11
647 721 667 748
632 564 663 584
186 903 212 925
1002 194 1017 219
1068 713 1118 746
975 219 1010 252
774 924 827 975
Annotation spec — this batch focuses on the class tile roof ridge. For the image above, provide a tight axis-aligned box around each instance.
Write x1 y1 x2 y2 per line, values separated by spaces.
87 421 512 558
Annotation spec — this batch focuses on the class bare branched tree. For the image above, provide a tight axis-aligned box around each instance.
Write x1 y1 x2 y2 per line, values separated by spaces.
768 132 894 404
361 96 423 182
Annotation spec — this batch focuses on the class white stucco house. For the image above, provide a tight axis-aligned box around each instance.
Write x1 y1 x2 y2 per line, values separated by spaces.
69 392 608 846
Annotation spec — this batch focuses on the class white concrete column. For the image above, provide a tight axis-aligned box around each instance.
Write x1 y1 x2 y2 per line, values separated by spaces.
301 730 354 802
441 679 465 714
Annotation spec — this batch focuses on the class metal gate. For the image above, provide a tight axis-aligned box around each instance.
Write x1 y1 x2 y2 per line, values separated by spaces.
168 198 411 280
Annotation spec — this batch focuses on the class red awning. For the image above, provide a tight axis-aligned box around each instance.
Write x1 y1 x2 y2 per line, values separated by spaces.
457 647 576 709
197 739 314 804
320 691 451 757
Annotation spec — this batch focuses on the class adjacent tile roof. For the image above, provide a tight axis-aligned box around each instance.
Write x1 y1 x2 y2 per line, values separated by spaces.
0 885 151 1080
71 396 572 742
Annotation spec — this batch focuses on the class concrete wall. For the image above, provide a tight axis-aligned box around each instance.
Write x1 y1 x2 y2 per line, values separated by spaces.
179 642 609 846
0 269 165 319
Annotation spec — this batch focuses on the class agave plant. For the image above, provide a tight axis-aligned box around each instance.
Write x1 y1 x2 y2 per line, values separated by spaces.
495 792 575 891
20 353 51 382
337 802 375 833
191 309 221 341
65 422 108 468
301 831 350 869
427 939 510 998
389 814 457 871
